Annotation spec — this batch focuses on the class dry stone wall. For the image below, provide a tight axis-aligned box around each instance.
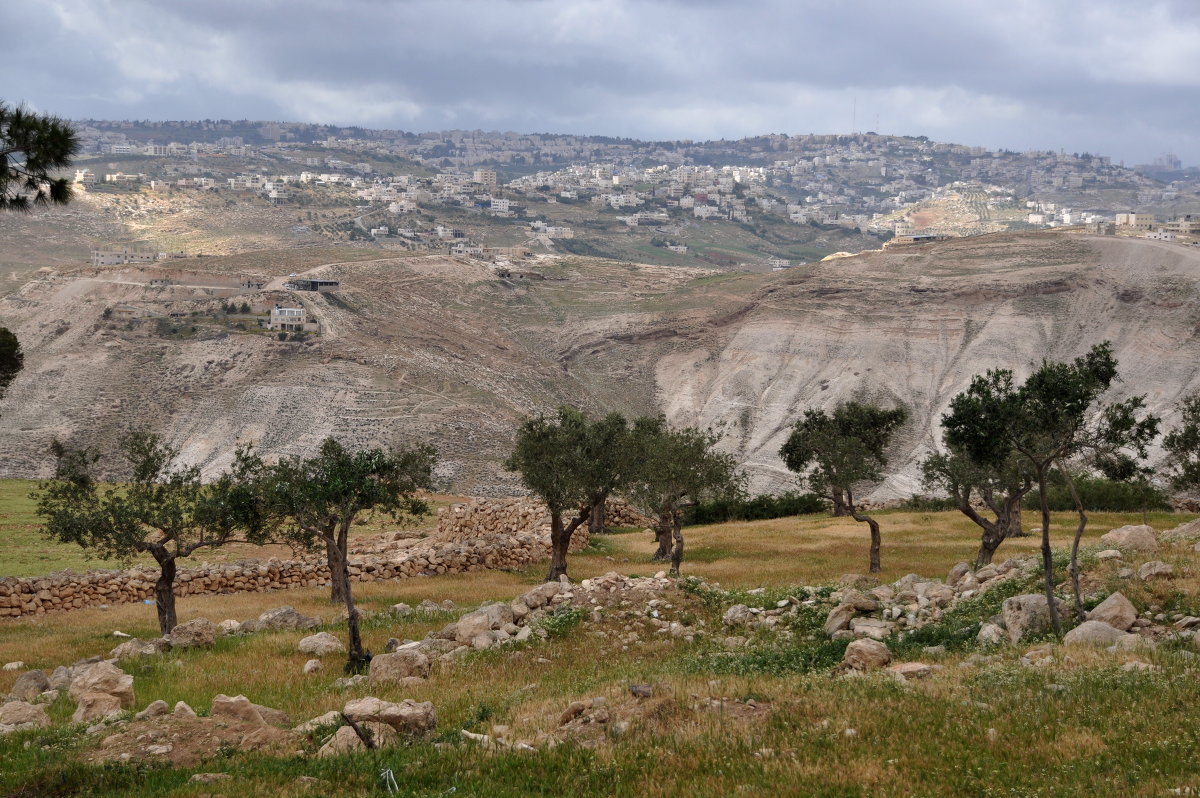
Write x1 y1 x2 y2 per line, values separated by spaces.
0 498 589 620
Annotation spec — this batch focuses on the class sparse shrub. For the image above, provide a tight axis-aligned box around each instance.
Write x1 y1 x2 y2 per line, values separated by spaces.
537 605 586 638
1023 475 1170 513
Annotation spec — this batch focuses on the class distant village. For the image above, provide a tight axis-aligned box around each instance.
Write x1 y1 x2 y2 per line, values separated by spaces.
70 122 1200 268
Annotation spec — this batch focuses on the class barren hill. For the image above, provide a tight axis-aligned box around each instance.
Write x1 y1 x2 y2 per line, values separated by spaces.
0 232 1197 498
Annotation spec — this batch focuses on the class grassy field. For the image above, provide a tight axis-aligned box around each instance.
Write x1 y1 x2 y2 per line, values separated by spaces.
1 504 1198 796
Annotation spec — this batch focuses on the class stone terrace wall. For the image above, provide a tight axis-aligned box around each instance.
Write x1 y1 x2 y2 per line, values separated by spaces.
0 498 586 620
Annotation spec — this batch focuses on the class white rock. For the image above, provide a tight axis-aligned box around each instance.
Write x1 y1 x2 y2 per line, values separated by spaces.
298 632 345 656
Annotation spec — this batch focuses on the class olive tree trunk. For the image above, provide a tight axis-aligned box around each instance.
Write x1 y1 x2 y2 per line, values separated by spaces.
545 506 589 582
652 514 673 561
1036 465 1062 635
1063 470 1088 623
328 543 367 670
152 552 178 637
668 514 685 577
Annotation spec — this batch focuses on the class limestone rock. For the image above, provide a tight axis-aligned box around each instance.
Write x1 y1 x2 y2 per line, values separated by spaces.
841 590 880 611
368 650 430 685
303 659 323 674
169 619 217 649
294 710 342 734
343 696 437 735
298 632 345 656
210 694 266 726
134 700 169 721
10 670 50 702
1063 620 1129 647
218 619 242 635
1098 525 1158 552
72 692 124 723
1096 549 1123 561
69 662 134 708
887 662 933 681
823 604 856 636
723 604 754 627
0 701 50 729
947 562 972 588
110 638 168 660
173 701 197 718
1087 592 1137 631
1138 561 1175 580
252 606 320 632
520 582 561 609
391 603 412 617
1002 594 1064 644
455 603 514 644
317 722 399 757
48 666 72 691
849 617 893 639
977 622 1007 646
842 639 891 671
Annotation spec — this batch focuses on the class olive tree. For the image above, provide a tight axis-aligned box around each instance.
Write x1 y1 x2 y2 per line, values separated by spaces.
920 447 1032 567
943 343 1158 630
505 407 634 581
779 401 908 573
1164 392 1200 494
263 437 436 670
35 432 272 636
624 416 743 576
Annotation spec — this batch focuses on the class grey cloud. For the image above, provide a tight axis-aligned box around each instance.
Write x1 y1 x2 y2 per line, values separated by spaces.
3 0 1197 163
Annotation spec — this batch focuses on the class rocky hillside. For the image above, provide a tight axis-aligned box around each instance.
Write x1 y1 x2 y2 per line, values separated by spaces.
0 232 1197 497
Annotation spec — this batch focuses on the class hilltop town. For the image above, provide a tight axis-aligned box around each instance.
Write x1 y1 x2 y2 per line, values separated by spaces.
57 123 1200 275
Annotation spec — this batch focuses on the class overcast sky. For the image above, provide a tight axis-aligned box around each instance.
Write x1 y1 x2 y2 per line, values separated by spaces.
7 0 1200 165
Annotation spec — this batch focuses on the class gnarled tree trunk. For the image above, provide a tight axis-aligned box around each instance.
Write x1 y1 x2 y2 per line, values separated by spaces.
652 513 673 561
328 544 367 671
668 513 685 577
1063 470 1088 623
546 506 589 582
588 500 607 535
327 518 352 604
851 510 883 573
151 551 178 637
1036 466 1062 635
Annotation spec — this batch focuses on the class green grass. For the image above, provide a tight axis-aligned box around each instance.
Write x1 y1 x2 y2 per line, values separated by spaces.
3 498 1200 796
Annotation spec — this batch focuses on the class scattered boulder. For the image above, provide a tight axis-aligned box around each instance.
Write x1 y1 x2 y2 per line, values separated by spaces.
1002 594 1065 644
1087 592 1137 631
252 607 320 632
110 638 168 660
519 582 561 609
48 666 72 691
839 574 879 590
2 662 24 671
173 701 197 718
823 604 856 635
210 694 266 727
294 710 341 735
842 639 891 671
849 617 893 639
218 619 242 635
342 697 437 735
169 619 218 649
72 692 124 723
0 701 50 730
368 650 430 685
1096 549 1123 562
1063 621 1131 647
303 659 323 674
1138 561 1175 580
723 604 754 627
317 723 399 757
391 603 412 617
887 662 933 681
1166 518 1200 538
840 590 880 611
134 700 169 721
9 670 50 702
298 632 345 657
1098 525 1158 553
69 662 134 708
415 599 441 612
454 604 514 645
947 562 972 588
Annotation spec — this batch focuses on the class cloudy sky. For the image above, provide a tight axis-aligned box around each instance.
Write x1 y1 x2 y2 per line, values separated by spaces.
7 0 1200 164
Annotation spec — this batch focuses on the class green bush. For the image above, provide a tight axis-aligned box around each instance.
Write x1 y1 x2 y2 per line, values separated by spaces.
684 491 825 525
900 494 958 512
1022 476 1171 513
